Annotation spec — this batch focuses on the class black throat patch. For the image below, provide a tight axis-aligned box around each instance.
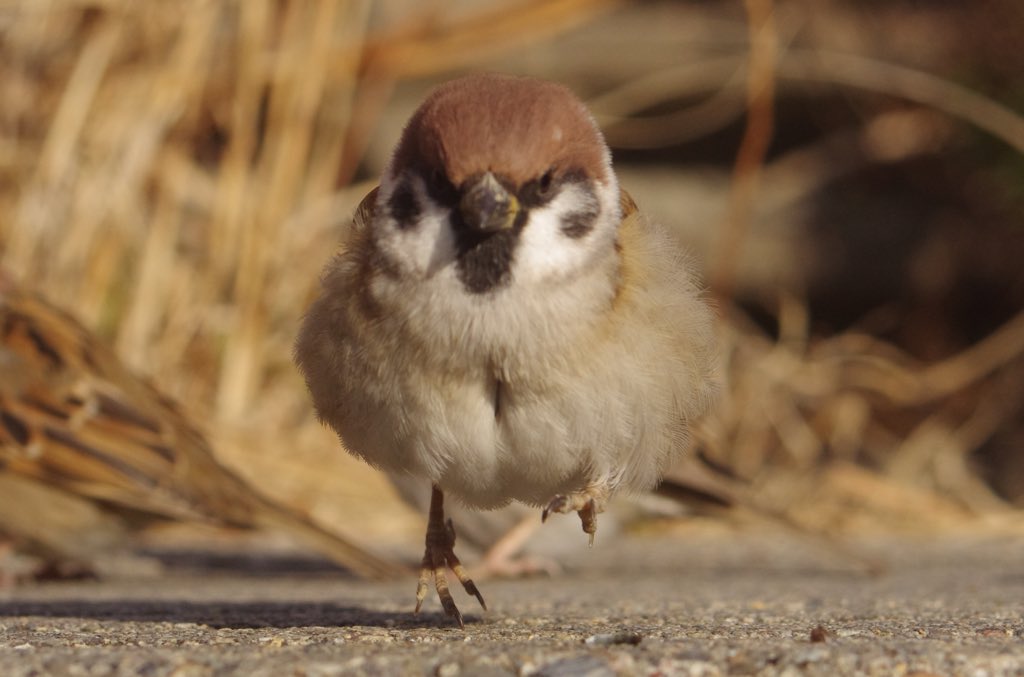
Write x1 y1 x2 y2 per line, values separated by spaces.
451 208 527 294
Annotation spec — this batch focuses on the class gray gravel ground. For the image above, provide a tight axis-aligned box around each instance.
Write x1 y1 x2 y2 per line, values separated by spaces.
1 531 1022 676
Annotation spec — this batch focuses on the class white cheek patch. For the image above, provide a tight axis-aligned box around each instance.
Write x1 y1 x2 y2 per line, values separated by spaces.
375 173 458 278
514 181 617 284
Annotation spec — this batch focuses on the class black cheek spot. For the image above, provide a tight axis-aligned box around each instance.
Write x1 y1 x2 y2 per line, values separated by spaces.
424 168 459 208
561 207 599 238
558 174 600 239
388 180 420 228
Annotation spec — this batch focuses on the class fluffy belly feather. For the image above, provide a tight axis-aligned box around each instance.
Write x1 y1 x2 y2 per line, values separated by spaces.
356 368 669 510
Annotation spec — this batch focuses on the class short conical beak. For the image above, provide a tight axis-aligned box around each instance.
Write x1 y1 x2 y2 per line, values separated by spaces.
459 172 519 233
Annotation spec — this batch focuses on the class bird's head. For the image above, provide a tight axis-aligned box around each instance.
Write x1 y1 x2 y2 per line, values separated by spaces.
372 74 622 295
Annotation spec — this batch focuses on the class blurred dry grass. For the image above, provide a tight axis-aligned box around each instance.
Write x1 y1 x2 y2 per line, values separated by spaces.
1 0 1022 555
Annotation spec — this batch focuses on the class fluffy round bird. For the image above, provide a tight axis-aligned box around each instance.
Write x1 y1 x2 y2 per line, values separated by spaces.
295 73 720 627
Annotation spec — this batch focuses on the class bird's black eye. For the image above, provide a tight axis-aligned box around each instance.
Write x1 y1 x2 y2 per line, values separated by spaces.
388 179 420 228
520 167 558 208
426 167 458 206
538 168 555 195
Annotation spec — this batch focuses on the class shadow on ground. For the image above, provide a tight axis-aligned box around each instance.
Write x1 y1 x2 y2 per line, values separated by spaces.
0 599 473 629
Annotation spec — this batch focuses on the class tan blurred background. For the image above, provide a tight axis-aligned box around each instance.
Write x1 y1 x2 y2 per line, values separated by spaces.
1 0 1022 567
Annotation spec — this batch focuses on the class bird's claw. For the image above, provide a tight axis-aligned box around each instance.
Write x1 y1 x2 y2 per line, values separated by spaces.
541 490 605 546
414 506 485 629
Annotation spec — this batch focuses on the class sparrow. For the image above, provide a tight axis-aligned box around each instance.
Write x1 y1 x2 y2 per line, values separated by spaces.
0 271 406 581
295 73 719 627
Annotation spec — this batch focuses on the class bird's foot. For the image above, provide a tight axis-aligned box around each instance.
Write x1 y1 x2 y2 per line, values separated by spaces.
541 486 609 546
414 487 486 629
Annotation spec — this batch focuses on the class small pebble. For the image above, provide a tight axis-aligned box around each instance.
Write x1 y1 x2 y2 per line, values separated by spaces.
583 632 643 647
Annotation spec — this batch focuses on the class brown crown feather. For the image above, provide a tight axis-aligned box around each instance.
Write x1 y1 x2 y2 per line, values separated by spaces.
391 73 609 188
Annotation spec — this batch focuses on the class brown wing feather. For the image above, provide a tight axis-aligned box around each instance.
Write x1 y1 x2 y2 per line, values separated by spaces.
354 185 379 231
619 188 638 221
0 270 406 579
0 291 221 520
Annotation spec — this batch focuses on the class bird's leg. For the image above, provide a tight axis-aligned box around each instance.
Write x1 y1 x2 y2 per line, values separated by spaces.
414 485 486 628
541 485 609 546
